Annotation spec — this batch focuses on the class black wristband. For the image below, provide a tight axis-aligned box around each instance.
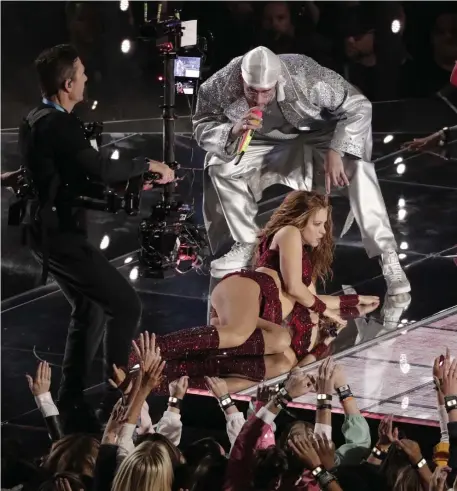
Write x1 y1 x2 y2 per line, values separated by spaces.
312 467 336 488
168 396 182 410
316 404 332 411
444 395 457 413
278 386 293 402
336 384 353 401
273 394 289 410
371 446 388 461
219 394 235 411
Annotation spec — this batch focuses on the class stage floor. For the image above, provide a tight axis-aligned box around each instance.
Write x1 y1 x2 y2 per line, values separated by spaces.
2 123 457 439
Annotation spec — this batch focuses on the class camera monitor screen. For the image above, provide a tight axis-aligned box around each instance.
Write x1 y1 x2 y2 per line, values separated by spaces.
174 56 201 79
176 81 194 95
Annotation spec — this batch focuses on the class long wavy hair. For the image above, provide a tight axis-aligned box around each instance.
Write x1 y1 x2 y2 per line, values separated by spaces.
253 191 334 285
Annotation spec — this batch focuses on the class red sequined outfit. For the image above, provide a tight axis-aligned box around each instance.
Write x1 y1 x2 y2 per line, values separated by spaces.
256 237 328 360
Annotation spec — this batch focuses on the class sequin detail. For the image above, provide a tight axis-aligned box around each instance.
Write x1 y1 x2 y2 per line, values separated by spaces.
153 355 266 395
340 294 359 308
128 325 220 369
213 269 283 325
309 296 326 314
340 306 359 320
256 237 313 287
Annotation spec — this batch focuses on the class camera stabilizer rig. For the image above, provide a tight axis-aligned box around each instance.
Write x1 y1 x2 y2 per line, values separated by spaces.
138 11 209 278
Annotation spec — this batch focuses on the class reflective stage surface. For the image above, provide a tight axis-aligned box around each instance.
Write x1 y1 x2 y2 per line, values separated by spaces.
2 97 457 436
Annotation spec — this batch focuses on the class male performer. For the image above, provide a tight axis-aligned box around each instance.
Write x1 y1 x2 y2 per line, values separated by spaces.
193 46 410 295
18 44 174 432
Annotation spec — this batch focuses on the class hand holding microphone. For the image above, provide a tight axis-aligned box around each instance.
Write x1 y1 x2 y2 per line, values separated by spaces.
230 107 263 139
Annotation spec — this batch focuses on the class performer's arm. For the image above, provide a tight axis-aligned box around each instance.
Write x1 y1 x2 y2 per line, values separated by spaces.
192 82 240 160
305 61 372 160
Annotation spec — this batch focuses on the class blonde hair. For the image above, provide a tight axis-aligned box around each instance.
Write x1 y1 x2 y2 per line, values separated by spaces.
112 440 174 491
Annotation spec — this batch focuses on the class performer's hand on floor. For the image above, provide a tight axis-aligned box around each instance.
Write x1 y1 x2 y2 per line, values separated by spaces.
324 149 350 194
358 295 380 306
323 308 347 328
402 132 441 152
231 106 263 138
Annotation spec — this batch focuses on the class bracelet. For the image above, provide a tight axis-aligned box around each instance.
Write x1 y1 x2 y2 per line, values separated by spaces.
278 386 293 402
273 394 289 410
219 394 235 411
339 294 359 308
310 296 326 314
444 395 457 413
371 446 388 460
336 385 353 402
316 404 332 411
312 467 336 488
317 393 333 402
168 396 182 410
413 458 427 469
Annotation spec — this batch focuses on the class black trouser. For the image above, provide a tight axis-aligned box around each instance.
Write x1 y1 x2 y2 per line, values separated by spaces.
30 228 142 403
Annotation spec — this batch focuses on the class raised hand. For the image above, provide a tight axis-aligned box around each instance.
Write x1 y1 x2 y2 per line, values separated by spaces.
316 357 336 395
402 132 441 153
429 466 449 491
442 352 457 397
170 376 189 399
26 361 51 396
205 376 230 399
332 363 348 391
312 433 336 470
395 439 423 465
288 434 321 470
378 414 399 447
284 371 314 399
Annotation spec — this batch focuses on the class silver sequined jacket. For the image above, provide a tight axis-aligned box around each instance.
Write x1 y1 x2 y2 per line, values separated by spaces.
193 54 372 163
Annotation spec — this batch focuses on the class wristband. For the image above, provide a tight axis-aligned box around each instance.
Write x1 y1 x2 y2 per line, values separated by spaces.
316 404 332 411
219 394 235 411
336 385 353 402
310 296 326 314
312 467 336 488
413 458 427 469
273 394 289 410
371 446 388 460
168 396 182 410
444 395 457 413
278 386 293 402
317 393 333 402
339 294 359 308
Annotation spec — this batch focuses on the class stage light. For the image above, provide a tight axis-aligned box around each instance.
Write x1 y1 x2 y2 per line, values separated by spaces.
391 19 401 33
120 0 129 11
111 149 120 160
129 267 139 281
400 241 408 250
400 354 410 374
394 157 403 164
396 163 406 174
91 100 98 110
124 256 133 264
158 75 164 81
383 135 394 144
100 235 110 250
398 208 407 221
121 39 131 53
398 198 405 208
401 319 408 324
298 124 311 131
401 396 409 409
398 253 407 260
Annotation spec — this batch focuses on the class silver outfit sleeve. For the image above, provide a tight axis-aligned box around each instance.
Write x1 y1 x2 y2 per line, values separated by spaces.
193 81 239 161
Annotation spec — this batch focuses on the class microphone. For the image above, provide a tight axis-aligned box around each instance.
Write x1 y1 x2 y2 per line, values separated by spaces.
234 109 263 165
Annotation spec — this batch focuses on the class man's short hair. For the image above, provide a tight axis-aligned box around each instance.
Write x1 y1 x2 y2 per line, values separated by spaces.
35 44 79 98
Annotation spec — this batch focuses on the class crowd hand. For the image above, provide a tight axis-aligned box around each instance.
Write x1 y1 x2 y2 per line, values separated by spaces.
288 434 321 470
1 169 24 192
377 414 399 448
395 439 423 465
146 159 175 185
284 370 314 399
402 132 441 152
316 357 336 395
103 398 130 442
442 354 457 397
324 149 350 194
312 433 336 470
230 106 263 139
55 477 83 491
26 361 51 396
429 466 450 491
205 376 230 399
433 349 450 395
132 332 166 391
256 384 273 403
332 363 347 391
108 363 134 395
170 376 189 399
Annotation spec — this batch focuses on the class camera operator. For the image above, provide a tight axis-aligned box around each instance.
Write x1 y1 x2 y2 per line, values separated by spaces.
18 44 174 433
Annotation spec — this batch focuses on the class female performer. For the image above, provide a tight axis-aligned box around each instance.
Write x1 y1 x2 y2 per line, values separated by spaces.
128 191 379 392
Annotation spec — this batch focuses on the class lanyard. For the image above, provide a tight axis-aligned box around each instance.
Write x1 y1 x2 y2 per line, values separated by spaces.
42 98 66 113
